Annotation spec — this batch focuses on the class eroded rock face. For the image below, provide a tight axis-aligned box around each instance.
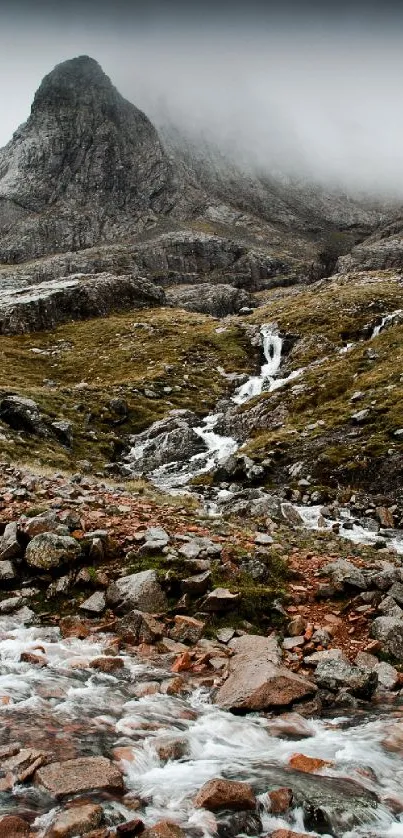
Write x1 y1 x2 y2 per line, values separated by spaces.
125 410 207 473
214 634 316 711
106 570 168 614
0 273 165 335
0 56 178 262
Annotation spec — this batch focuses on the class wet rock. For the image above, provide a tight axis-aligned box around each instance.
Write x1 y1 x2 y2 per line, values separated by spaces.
125 411 206 473
268 787 293 814
319 559 366 590
116 818 145 836
35 756 123 797
0 559 17 581
203 588 240 612
155 738 188 762
181 570 211 596
271 831 311 838
90 656 124 673
141 822 185 838
106 570 168 614
46 804 103 837
1 747 48 783
25 532 81 570
0 816 30 837
0 522 21 560
216 811 262 838
115 610 165 644
80 591 106 615
20 650 47 667
169 615 205 644
194 778 256 811
0 596 25 614
289 753 332 773
215 634 316 712
314 656 377 699
59 615 92 638
265 712 315 739
370 616 403 661
376 506 395 528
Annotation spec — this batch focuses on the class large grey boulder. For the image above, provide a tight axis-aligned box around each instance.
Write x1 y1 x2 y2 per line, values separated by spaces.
0 396 47 436
106 570 168 614
319 559 367 591
371 616 403 662
315 656 377 699
214 634 316 712
125 410 207 473
25 532 81 570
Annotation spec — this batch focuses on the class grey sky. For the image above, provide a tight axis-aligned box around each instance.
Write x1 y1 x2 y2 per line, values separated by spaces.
1 6 403 195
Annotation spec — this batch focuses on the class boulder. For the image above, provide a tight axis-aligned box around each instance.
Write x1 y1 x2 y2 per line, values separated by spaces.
215 634 316 712
25 532 81 570
35 756 123 797
125 411 206 473
355 652 399 691
169 615 205 644
115 610 165 644
203 588 240 612
0 395 47 435
370 616 403 661
0 522 21 560
165 284 253 318
181 571 211 596
194 778 256 811
46 804 103 837
319 559 366 590
106 571 168 614
314 656 377 699
141 823 185 838
289 753 332 773
271 831 311 838
23 510 60 538
79 591 106 615
268 787 293 814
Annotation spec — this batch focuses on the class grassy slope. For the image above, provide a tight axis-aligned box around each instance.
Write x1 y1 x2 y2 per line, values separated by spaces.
0 307 254 471
243 271 403 492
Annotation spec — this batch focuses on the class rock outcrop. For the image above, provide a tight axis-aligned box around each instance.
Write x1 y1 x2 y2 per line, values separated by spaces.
165 283 253 317
0 272 165 334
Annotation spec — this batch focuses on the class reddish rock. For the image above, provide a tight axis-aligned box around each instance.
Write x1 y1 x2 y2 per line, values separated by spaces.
215 635 316 712
289 753 332 773
59 616 91 639
171 651 193 673
116 820 145 836
2 747 48 783
169 615 205 644
271 831 311 838
90 657 124 673
142 823 185 838
46 804 103 837
194 778 256 811
266 712 314 739
20 651 47 667
155 738 188 762
35 756 123 797
268 787 293 814
0 815 30 836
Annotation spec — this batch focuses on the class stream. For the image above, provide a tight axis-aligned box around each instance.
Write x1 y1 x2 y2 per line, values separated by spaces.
3 322 403 835
2 610 403 837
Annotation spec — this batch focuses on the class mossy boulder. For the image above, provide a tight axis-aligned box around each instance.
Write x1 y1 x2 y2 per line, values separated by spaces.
25 532 81 570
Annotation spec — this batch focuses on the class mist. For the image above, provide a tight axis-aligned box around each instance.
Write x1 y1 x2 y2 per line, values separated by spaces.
1 3 403 197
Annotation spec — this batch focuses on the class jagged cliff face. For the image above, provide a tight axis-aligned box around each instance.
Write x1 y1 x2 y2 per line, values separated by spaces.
0 56 179 261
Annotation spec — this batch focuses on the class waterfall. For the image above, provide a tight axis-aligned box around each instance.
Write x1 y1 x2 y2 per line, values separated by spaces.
232 326 284 405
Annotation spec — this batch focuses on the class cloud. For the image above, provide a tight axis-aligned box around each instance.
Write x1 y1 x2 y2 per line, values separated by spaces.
1 5 403 196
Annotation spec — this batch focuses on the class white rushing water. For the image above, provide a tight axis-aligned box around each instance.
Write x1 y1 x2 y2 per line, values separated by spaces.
1 611 403 836
141 325 303 491
296 505 403 556
371 310 403 339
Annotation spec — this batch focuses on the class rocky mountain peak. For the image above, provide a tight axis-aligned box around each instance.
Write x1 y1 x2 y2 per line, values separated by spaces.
0 56 180 262
31 55 119 114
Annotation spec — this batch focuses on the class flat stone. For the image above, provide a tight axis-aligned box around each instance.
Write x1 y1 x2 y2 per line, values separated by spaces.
203 588 240 612
35 756 123 797
194 778 256 811
215 634 315 712
254 533 273 546
283 636 305 650
0 816 30 836
181 570 211 596
47 804 103 837
216 628 236 644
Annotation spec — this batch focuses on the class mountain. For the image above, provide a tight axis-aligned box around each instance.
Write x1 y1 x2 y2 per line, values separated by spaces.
0 56 180 262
